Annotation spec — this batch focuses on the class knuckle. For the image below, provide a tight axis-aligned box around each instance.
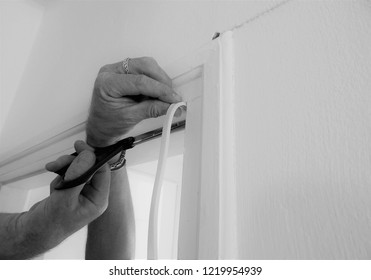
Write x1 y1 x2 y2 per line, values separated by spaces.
146 102 161 118
143 56 156 64
94 72 109 92
134 74 147 87
98 64 110 74
138 56 157 69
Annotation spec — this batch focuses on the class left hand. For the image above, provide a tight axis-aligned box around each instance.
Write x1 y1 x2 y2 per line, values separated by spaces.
86 57 183 147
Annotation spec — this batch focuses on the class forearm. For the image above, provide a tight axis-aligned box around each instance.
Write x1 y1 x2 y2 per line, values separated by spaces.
0 200 65 259
86 166 135 259
0 213 29 259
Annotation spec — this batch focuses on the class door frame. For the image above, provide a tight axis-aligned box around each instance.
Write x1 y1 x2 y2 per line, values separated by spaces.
0 31 237 259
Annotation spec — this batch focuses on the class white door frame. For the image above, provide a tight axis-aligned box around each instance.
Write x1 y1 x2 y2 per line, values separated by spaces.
169 31 237 259
0 31 238 259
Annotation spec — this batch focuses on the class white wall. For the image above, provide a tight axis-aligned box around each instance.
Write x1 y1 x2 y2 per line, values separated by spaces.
5 0 369 260
0 0 278 156
0 1 45 134
233 0 371 259
0 0 279 259
0 172 53 213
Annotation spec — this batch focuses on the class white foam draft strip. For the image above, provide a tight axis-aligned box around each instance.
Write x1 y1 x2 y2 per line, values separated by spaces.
147 102 186 260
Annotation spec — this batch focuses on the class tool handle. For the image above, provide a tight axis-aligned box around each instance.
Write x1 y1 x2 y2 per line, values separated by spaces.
54 137 135 190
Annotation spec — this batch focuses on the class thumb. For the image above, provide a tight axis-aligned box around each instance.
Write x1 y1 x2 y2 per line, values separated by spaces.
64 150 96 182
80 164 111 212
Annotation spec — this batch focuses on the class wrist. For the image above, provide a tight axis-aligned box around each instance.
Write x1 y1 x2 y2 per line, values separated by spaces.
85 121 127 169
86 122 118 148
107 153 121 165
22 202 64 253
86 132 117 148
7 209 57 259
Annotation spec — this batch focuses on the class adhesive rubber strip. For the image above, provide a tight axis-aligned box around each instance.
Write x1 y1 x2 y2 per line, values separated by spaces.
147 101 186 260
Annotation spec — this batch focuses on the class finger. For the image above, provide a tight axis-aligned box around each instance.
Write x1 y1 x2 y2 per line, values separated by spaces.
64 150 96 181
74 140 94 154
97 73 182 103
99 57 172 87
80 164 111 210
131 99 170 120
45 155 75 172
130 100 187 120
130 57 173 87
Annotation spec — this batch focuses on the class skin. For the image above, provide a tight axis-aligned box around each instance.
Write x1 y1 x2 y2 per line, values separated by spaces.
0 141 111 259
86 57 183 147
85 57 183 259
0 57 182 259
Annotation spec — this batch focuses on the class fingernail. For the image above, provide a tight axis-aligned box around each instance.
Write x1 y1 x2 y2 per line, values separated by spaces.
75 140 84 145
173 92 183 102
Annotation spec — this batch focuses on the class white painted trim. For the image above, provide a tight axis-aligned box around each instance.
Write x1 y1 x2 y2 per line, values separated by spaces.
177 32 237 259
0 56 204 186
197 41 221 259
0 122 85 168
217 31 238 259
177 94 203 259
175 40 221 259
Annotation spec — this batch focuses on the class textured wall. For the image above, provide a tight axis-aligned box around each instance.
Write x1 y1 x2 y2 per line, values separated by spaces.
234 0 371 259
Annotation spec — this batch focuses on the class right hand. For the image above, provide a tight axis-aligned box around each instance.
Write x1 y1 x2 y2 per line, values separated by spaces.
86 57 183 147
18 140 111 253
44 140 111 232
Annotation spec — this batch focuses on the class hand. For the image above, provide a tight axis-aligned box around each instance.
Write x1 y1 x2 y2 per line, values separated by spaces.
86 57 183 147
44 140 111 232
21 140 111 250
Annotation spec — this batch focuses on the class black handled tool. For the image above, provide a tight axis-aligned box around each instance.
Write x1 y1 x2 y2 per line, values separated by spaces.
53 120 185 190
54 137 135 190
